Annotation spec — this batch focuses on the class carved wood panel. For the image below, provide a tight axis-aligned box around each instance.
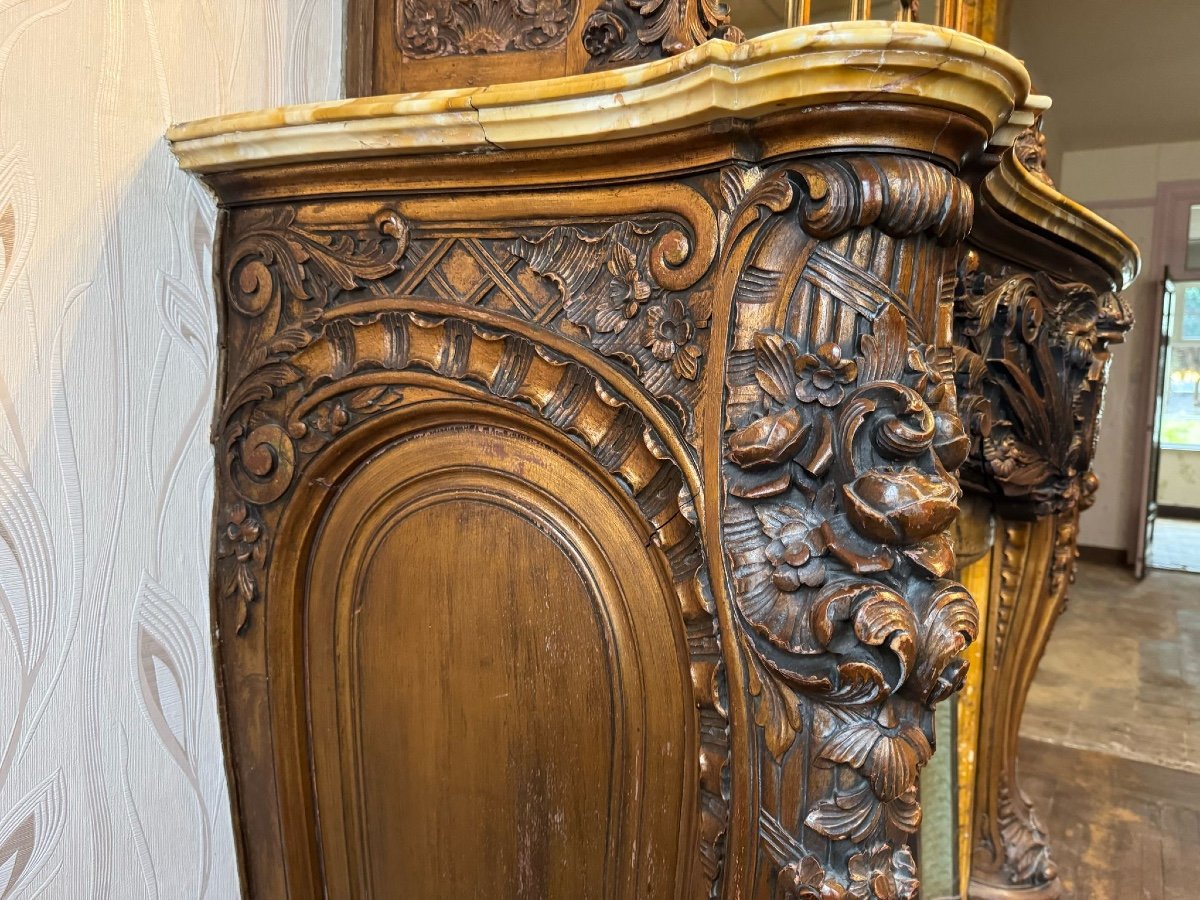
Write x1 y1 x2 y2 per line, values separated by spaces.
208 153 978 898
348 0 742 94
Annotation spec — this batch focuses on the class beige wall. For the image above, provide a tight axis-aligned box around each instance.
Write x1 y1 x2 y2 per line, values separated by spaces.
1160 450 1200 509
1058 140 1200 553
0 1 339 895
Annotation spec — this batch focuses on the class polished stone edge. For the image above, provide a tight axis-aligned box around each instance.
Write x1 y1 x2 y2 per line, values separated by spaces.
982 148 1142 289
168 21 1032 174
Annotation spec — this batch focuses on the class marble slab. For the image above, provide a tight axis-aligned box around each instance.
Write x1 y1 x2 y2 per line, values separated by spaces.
168 21 1037 173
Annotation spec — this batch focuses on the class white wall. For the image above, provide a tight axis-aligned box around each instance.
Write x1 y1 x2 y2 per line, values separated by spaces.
1059 140 1200 554
0 1 340 896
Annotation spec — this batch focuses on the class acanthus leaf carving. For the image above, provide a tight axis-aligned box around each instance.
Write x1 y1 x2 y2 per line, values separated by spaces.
225 207 409 320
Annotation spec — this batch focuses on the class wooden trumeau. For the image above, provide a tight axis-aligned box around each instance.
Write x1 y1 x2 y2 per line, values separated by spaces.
170 23 1045 900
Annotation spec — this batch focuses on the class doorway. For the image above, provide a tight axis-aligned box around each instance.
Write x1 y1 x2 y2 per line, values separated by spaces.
1139 199 1200 575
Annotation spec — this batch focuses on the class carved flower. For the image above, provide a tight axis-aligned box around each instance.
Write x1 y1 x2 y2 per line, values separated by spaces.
313 400 350 436
517 0 568 23
606 242 652 318
402 0 451 55
758 502 828 591
796 343 858 407
582 8 627 57
644 298 702 380
777 855 848 900
816 718 932 802
846 844 918 900
221 503 262 563
728 408 810 472
841 467 959 546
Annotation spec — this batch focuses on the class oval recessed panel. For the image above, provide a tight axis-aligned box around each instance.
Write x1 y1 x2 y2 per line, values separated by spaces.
304 416 692 899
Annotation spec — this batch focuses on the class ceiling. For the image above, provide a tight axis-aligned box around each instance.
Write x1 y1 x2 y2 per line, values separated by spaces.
1008 0 1200 156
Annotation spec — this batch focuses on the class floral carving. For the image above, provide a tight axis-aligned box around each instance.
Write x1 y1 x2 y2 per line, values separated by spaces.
777 855 847 900
720 157 977 896
511 219 712 429
644 297 702 380
399 0 575 58
217 503 266 633
583 0 743 70
846 844 919 900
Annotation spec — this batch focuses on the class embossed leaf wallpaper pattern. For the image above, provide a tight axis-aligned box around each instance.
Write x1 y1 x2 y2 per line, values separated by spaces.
0 1 341 896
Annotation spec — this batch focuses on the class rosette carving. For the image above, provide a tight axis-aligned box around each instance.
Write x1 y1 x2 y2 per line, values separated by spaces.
719 156 977 896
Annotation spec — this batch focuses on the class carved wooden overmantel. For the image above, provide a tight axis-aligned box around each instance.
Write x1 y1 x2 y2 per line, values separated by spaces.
170 23 1038 899
954 133 1139 899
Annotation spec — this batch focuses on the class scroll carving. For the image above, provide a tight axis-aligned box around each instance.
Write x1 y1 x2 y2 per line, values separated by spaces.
399 0 577 58
719 157 978 897
214 202 731 894
583 0 743 70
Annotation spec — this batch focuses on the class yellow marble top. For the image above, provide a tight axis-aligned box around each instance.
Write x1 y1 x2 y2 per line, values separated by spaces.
168 21 1036 174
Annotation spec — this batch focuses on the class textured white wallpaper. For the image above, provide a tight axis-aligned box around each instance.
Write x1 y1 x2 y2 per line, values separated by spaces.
0 1 341 896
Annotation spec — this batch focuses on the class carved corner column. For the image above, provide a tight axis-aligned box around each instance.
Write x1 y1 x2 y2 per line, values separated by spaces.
953 168 1137 897
714 156 980 899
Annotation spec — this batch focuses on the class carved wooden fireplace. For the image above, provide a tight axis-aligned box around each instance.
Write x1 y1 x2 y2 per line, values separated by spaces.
169 3 1137 897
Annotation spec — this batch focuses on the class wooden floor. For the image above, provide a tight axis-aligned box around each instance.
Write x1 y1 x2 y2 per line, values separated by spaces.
1016 561 1200 898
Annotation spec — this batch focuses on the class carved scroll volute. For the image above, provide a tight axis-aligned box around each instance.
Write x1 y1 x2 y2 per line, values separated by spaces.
710 156 978 898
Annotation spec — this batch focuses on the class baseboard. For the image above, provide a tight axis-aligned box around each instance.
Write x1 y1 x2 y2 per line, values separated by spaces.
1158 505 1200 522
1077 544 1129 567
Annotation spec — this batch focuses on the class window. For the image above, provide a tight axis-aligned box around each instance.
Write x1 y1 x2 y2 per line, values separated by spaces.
1183 283 1200 342
1163 281 1200 448
1187 203 1200 272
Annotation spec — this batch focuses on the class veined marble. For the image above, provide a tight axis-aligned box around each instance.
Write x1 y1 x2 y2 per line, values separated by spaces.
169 21 1039 173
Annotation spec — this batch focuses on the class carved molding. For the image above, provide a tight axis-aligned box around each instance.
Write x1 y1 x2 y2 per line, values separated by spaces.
583 0 743 70
718 156 978 898
398 0 577 58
